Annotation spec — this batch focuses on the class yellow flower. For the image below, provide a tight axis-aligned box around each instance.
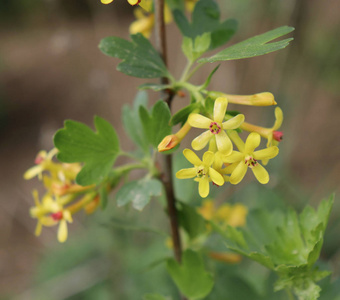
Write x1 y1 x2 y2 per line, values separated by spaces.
185 0 198 12
30 191 73 242
176 149 224 198
101 0 141 6
208 91 277 106
188 97 245 155
130 2 172 38
241 107 283 148
198 200 248 228
130 8 155 38
223 131 279 184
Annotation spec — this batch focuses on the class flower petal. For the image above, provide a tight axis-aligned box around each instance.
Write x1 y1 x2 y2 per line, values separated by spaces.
209 167 224 186
225 162 238 174
245 132 261 154
228 130 245 152
222 151 244 163
192 130 213 150
222 114 245 130
63 210 73 223
252 164 269 184
188 113 212 129
198 177 210 198
203 151 214 166
183 149 202 165
230 161 248 185
35 222 43 236
57 220 68 243
215 130 232 155
213 97 228 123
273 107 283 130
23 165 43 180
176 168 197 179
253 146 279 160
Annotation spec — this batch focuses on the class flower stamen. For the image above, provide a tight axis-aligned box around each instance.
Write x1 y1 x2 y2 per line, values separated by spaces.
209 122 221 134
245 156 258 169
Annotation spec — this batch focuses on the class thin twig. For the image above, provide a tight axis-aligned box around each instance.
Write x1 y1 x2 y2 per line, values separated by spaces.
154 0 183 264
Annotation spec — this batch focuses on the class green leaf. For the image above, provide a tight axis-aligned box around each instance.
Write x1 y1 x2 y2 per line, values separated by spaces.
122 91 149 151
182 33 211 62
143 294 171 300
99 34 169 78
54 116 120 186
170 103 199 126
173 0 237 50
215 195 334 300
116 178 163 211
166 250 214 299
178 202 206 240
199 26 294 63
139 100 172 148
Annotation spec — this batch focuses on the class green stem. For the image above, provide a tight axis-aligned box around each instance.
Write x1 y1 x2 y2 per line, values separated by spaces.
179 60 193 82
185 62 205 81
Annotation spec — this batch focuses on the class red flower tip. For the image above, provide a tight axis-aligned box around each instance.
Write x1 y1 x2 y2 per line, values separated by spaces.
273 131 283 142
51 211 63 221
34 154 45 164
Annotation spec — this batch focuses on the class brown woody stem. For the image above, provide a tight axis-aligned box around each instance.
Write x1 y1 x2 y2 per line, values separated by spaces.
154 0 183 265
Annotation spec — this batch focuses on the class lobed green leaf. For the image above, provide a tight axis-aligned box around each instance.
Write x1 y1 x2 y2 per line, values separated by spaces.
99 34 169 78
199 26 294 63
167 249 214 299
54 116 120 186
139 100 172 148
173 0 237 50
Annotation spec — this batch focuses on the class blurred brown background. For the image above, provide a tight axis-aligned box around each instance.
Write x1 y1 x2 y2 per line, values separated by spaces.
0 0 339 298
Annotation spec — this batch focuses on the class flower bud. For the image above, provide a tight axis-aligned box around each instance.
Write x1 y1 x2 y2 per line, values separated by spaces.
158 134 180 152
273 131 283 142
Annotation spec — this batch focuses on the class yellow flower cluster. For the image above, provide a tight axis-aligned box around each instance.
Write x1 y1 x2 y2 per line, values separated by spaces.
24 149 100 242
100 0 198 38
159 95 283 198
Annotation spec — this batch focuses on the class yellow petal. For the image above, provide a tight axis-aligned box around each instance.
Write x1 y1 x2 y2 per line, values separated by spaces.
251 164 269 184
230 161 248 185
188 113 212 129
202 151 214 166
32 189 40 207
101 0 114 4
228 130 245 152
139 0 152 11
176 168 197 179
225 162 238 174
35 222 43 236
222 151 244 163
127 0 140 5
192 130 213 150
183 149 201 166
228 204 248 227
215 130 232 155
244 132 261 154
208 138 217 152
63 210 73 223
198 177 210 198
130 14 154 38
209 167 224 186
273 107 283 130
253 146 279 160
222 114 245 130
58 220 68 243
213 97 228 123
23 165 43 180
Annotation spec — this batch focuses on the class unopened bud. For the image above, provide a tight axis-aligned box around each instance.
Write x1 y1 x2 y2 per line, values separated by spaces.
158 135 180 152
273 131 283 142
